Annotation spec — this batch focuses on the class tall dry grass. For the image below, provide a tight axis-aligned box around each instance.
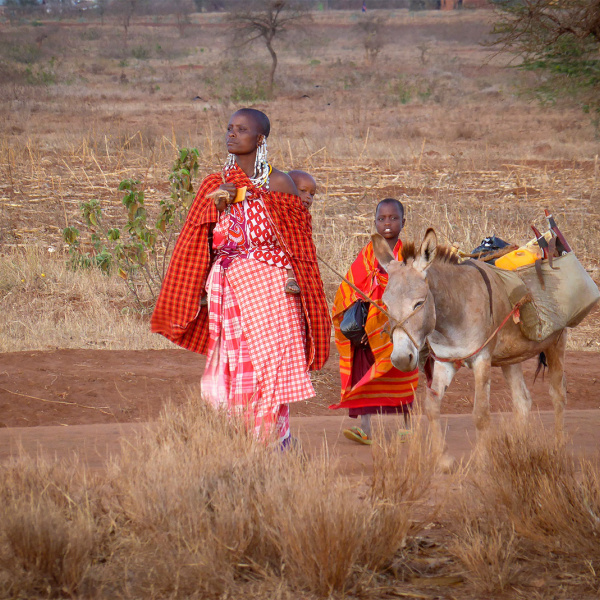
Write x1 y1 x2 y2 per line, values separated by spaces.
0 396 441 599
448 417 600 594
1 395 600 597
0 457 108 597
0 246 172 352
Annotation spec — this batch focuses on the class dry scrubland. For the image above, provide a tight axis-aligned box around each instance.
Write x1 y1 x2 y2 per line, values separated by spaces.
0 9 599 351
1 400 600 599
1 8 600 599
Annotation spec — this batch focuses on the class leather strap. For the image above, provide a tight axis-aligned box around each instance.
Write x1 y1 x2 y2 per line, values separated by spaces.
462 260 494 318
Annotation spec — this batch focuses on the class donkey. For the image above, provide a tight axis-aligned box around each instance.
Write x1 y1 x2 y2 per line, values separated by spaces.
372 229 567 468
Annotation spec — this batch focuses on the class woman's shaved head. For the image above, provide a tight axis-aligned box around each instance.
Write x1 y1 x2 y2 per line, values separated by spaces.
233 108 271 137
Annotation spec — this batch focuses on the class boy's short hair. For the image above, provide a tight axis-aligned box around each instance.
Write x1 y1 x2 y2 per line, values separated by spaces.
376 197 404 219
235 108 271 137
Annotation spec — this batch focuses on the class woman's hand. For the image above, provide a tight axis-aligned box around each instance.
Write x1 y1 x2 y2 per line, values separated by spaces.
211 183 237 212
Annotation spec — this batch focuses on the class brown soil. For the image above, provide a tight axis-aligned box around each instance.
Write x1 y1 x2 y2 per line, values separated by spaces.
1 344 599 429
1 345 599 470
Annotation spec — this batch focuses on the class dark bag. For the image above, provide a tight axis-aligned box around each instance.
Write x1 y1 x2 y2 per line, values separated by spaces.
471 235 511 264
340 300 369 347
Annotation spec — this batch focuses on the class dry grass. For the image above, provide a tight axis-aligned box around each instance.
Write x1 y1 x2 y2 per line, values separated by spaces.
0 457 107 597
0 246 172 351
3 403 600 598
448 418 600 595
0 396 442 599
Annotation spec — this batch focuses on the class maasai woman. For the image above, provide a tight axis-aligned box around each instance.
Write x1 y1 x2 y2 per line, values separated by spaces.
330 198 419 445
151 108 330 446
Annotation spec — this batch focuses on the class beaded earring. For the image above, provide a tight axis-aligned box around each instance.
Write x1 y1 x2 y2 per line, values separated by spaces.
224 152 236 172
223 137 270 189
251 138 270 189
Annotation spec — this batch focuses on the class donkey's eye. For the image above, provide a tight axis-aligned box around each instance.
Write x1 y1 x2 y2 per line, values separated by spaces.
413 300 425 310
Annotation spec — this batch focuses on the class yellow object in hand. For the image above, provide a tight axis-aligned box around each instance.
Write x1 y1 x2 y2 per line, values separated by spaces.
232 186 247 204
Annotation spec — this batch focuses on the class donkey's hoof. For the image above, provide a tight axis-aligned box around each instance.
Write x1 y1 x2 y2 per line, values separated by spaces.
437 453 456 474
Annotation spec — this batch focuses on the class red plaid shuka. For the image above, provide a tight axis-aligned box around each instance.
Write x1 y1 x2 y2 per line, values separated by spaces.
150 164 331 371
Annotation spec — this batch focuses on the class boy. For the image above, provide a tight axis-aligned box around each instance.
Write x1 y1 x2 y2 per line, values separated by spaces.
284 170 318 294
330 198 418 444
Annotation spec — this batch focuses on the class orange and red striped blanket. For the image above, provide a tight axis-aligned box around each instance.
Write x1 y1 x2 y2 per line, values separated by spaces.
330 240 419 410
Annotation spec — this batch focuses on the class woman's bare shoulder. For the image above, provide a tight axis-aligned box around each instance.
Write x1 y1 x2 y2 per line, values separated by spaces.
269 168 300 196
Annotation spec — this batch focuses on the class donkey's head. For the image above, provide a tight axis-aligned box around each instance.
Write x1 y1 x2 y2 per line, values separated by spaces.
373 228 438 372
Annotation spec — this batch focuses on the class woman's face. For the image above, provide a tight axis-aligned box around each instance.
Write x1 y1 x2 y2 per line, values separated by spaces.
226 112 263 156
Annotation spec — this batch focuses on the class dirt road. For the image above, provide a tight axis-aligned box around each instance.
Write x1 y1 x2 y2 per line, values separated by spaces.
0 347 598 470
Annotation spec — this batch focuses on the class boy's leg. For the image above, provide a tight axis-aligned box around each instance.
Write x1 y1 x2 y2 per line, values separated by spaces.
361 413 372 438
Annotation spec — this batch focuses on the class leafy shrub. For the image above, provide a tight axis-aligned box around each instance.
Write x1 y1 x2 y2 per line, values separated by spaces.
7 43 41 65
80 28 102 41
24 61 56 86
63 148 200 310
131 45 150 60
231 80 268 103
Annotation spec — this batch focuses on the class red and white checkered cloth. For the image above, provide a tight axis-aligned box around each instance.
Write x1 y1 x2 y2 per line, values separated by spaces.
201 256 313 439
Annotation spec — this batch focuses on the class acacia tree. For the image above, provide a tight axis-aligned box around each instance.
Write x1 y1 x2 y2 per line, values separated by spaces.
355 13 388 65
230 0 310 96
111 0 139 39
490 0 600 123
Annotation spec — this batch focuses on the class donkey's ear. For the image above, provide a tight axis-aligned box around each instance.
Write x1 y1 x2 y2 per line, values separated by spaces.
372 233 395 272
415 228 437 272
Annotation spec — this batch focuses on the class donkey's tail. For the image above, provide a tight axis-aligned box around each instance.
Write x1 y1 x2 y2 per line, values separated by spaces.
533 352 548 383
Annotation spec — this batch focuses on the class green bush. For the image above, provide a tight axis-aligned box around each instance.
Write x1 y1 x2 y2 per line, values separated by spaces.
63 148 200 310
7 43 41 65
231 80 268 103
131 46 150 60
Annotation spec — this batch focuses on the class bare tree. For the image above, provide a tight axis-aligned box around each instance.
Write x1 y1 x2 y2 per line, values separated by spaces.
173 0 195 37
96 0 109 25
355 13 388 65
110 0 139 40
230 0 310 96
146 0 195 36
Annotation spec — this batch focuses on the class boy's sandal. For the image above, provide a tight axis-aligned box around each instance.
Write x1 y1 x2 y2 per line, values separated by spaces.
343 426 372 445
284 277 301 295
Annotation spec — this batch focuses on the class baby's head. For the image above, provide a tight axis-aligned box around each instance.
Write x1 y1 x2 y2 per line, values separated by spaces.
288 170 317 209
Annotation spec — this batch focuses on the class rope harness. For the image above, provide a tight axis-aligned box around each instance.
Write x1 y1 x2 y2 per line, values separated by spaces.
427 292 532 370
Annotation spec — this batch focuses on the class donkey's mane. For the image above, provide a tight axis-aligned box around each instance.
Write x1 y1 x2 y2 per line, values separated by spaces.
401 241 461 265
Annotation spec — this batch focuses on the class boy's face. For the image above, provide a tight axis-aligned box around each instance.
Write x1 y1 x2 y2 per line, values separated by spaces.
293 173 317 209
375 202 404 241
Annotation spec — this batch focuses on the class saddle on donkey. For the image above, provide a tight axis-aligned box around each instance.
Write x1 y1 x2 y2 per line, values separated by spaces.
468 211 599 343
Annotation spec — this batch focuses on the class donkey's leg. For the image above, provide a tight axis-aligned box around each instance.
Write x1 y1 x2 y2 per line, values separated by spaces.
501 363 532 421
544 331 568 438
472 354 492 435
425 361 456 458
